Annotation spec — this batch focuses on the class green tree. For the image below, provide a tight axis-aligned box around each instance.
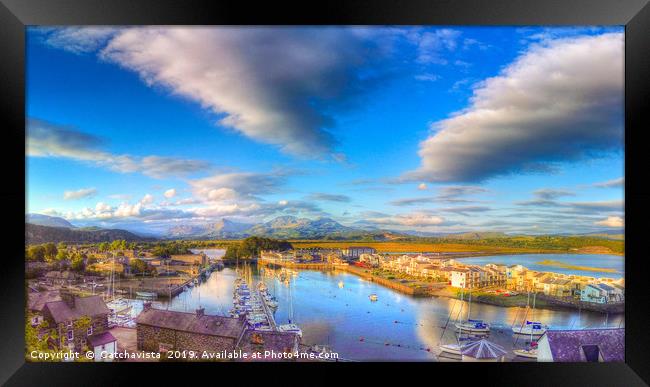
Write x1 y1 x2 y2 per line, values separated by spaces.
43 243 58 262
55 250 68 261
27 245 46 261
71 254 85 272
98 242 109 252
130 258 148 274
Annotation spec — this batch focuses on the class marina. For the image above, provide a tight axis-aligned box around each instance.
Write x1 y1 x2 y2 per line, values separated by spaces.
125 249 624 361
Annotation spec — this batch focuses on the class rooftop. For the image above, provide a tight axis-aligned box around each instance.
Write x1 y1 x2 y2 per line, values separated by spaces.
543 328 624 362
136 308 245 338
44 295 110 324
87 331 117 347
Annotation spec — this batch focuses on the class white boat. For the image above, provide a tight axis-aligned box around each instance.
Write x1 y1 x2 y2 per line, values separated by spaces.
512 321 547 336
278 323 303 337
513 348 538 359
455 290 491 333
136 291 157 298
455 319 491 333
439 343 462 355
369 294 378 301
338 281 344 288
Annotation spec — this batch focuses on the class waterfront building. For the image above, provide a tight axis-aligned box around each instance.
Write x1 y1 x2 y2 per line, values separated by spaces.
43 270 79 286
537 329 624 362
42 293 111 351
580 283 623 304
450 267 486 289
341 246 376 259
136 304 247 353
170 254 207 267
358 253 382 267
540 278 573 297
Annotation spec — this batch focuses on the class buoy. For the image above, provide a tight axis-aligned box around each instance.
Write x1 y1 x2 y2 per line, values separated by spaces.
426 348 431 352
394 320 398 323
385 342 389 346
359 337 365 342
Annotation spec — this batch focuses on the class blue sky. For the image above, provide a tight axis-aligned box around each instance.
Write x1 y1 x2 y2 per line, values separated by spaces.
26 26 624 235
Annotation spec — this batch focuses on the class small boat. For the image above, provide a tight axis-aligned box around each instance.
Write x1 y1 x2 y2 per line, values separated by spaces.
338 281 344 288
513 348 538 359
512 321 548 336
369 294 378 302
439 343 462 355
455 319 491 333
136 291 157 298
278 323 303 337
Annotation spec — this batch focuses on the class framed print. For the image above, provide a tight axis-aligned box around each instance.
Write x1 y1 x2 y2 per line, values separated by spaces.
1 0 649 385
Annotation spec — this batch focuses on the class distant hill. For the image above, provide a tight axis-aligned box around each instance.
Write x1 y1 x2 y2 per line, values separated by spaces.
26 223 153 244
25 213 74 228
167 218 252 239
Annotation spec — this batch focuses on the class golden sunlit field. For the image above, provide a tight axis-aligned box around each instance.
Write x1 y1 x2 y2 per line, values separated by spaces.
287 241 550 254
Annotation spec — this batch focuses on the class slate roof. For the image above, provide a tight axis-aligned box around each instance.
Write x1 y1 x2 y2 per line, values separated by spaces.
88 331 117 347
44 295 110 324
237 329 299 356
136 308 245 338
460 339 507 359
542 328 624 362
28 291 61 312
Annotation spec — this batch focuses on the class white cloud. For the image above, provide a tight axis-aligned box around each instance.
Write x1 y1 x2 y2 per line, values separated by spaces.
63 187 97 200
99 27 400 157
164 188 177 198
39 27 118 54
406 33 624 182
415 29 461 64
417 183 428 191
365 211 447 227
594 177 624 188
27 119 211 178
595 216 624 227
139 194 154 205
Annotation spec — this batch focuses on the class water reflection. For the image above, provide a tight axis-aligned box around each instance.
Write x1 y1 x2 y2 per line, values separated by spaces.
148 250 625 361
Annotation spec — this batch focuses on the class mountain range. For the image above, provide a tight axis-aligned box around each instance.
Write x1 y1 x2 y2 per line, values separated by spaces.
25 213 624 243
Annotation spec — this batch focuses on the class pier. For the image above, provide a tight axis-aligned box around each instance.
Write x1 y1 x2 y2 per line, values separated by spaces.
256 288 277 331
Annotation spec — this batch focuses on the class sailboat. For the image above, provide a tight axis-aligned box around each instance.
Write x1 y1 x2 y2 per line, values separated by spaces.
513 292 543 359
512 292 547 337
277 276 302 337
439 291 464 355
454 289 490 334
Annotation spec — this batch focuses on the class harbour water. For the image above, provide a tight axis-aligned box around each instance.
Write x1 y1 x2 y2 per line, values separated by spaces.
140 249 625 361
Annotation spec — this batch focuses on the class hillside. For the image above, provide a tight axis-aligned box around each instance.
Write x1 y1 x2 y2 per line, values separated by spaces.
25 223 153 244
25 213 74 228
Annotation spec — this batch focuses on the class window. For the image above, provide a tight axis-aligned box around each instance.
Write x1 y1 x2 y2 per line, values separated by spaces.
67 330 74 340
581 345 602 362
66 321 73 329
87 326 93 336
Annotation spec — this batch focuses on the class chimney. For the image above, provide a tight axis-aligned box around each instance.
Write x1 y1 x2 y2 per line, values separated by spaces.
196 307 205 318
60 291 75 308
143 301 152 312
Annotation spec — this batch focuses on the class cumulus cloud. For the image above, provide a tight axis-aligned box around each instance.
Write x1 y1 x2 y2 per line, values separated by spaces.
595 216 624 227
164 188 177 199
27 118 211 178
139 194 154 205
189 171 287 203
406 33 624 182
63 187 97 200
307 193 351 203
594 177 624 188
99 27 399 157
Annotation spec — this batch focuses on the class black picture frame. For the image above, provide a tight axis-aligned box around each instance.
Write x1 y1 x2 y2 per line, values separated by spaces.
1 0 648 385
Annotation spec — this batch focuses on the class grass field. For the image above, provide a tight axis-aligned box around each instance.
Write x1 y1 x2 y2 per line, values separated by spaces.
287 241 551 254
